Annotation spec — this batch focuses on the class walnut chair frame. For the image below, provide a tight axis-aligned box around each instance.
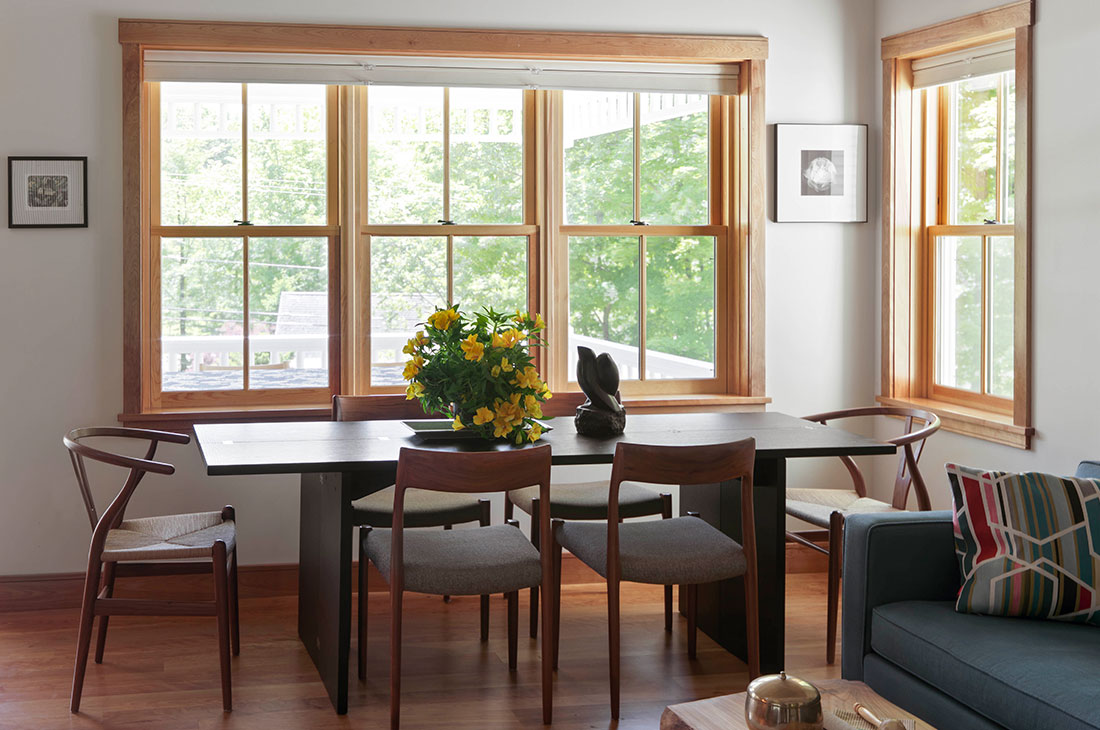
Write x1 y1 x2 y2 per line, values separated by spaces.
552 438 760 719
785 405 941 663
362 445 554 729
333 395 492 681
64 427 239 713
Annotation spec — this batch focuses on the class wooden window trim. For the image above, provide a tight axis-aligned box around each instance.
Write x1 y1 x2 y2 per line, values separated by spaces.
119 19 769 424
879 1 1034 449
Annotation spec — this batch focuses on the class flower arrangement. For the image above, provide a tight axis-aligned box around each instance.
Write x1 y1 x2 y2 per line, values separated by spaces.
403 306 552 443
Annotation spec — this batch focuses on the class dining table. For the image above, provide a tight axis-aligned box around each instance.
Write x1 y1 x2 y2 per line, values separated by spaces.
194 411 894 714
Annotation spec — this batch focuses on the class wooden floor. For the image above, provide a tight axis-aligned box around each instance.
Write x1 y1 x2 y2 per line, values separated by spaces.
0 575 839 730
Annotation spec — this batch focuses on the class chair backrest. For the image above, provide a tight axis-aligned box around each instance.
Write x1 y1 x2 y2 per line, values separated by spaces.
606 438 758 587
387 445 553 592
332 394 437 422
63 427 190 560
801 406 941 510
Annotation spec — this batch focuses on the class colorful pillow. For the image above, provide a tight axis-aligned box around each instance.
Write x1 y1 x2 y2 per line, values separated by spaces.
946 463 1100 626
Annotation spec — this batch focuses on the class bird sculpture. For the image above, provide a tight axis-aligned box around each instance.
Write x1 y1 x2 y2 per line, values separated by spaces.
574 346 626 436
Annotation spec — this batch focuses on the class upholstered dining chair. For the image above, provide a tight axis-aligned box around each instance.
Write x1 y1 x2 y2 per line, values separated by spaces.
64 427 239 713
552 438 760 720
360 445 555 729
504 475 672 639
784 405 941 664
333 396 492 680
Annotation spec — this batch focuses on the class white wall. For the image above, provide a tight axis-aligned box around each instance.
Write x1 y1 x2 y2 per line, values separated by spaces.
0 0 880 575
869 0 1100 507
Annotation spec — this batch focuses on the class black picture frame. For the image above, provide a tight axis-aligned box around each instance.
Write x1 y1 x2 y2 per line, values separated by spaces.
8 156 89 228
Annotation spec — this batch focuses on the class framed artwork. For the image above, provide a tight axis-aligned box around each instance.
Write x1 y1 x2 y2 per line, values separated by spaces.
775 124 867 223
8 156 88 228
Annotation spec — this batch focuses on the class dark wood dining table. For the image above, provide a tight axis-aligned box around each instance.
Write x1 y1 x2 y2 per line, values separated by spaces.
194 411 893 714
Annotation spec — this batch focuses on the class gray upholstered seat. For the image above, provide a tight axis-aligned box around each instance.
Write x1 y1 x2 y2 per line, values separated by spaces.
364 525 541 596
555 517 746 586
508 480 665 520
785 487 901 528
352 486 485 528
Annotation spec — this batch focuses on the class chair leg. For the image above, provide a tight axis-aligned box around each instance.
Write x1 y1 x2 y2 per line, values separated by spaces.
507 591 518 671
442 524 452 604
685 584 698 660
608 575 621 720
826 511 843 665
70 558 102 713
228 549 240 657
551 520 564 671
93 561 116 664
529 498 540 639
661 493 673 632
390 586 404 730
359 527 370 682
213 541 232 712
479 499 491 642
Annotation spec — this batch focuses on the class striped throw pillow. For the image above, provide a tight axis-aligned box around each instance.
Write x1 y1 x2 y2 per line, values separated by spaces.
946 463 1100 626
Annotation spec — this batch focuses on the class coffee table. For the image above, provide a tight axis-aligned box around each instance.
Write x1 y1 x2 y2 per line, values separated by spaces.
661 679 936 730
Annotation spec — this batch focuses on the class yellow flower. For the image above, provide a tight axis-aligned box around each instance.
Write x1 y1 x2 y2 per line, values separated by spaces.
526 423 543 442
512 366 541 390
402 354 425 380
402 330 429 355
460 334 485 362
473 407 495 425
541 383 553 400
452 416 465 431
500 356 513 373
405 382 424 400
427 307 460 331
524 394 543 419
491 365 501 377
491 397 526 437
533 313 546 330
491 328 522 348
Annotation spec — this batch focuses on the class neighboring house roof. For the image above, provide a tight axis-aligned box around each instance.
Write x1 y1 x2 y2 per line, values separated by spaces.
275 291 327 334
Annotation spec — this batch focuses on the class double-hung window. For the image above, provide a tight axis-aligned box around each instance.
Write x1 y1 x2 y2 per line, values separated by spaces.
122 23 768 421
880 1 1033 448
151 82 338 408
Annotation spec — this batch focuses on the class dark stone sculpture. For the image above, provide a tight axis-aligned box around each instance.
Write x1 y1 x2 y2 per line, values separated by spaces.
574 346 627 436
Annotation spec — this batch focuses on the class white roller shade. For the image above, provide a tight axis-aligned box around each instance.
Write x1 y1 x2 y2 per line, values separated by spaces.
143 51 739 95
911 40 1015 89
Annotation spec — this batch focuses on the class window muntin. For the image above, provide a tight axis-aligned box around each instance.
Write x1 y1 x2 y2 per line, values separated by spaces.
929 70 1015 406
152 82 336 405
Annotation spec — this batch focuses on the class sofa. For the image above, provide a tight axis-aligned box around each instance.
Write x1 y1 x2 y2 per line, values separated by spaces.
840 460 1100 730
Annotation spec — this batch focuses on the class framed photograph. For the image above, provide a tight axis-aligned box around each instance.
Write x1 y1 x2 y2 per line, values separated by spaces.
8 156 88 228
775 124 867 223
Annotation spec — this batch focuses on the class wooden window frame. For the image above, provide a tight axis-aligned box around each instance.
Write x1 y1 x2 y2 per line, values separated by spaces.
118 19 770 425
879 0 1034 448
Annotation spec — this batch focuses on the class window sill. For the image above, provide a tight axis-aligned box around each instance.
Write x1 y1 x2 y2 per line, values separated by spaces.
876 395 1033 450
120 393 771 430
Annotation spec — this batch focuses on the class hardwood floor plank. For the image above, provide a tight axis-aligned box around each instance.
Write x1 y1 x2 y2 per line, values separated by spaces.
0 575 838 729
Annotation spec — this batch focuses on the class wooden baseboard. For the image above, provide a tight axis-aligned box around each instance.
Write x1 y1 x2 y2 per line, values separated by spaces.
1 543 829 613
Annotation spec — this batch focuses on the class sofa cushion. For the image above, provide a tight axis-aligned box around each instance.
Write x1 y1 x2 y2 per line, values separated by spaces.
946 463 1100 626
871 600 1100 730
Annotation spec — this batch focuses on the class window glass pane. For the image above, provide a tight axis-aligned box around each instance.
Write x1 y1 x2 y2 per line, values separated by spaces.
160 83 242 225
948 75 999 224
1002 72 1016 225
370 236 447 386
640 94 709 224
935 235 982 391
645 236 715 379
563 91 634 225
367 87 444 224
988 236 1014 398
450 88 523 224
453 236 527 316
248 237 329 389
568 236 639 381
247 84 327 225
160 238 243 391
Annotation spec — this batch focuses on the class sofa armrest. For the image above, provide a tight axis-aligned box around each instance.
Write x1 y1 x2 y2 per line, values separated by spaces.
840 511 959 680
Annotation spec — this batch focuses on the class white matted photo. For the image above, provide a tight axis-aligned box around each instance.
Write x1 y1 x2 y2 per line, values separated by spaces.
7 156 88 228
775 125 866 223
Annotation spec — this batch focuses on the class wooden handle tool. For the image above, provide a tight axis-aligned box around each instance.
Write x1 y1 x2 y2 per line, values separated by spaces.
855 702 908 730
